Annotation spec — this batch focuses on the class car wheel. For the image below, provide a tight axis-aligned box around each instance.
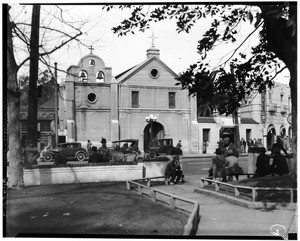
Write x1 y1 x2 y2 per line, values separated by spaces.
76 152 86 162
44 153 53 162
149 151 157 159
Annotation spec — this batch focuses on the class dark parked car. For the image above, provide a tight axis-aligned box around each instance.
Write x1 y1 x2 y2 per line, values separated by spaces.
42 142 88 162
147 138 174 159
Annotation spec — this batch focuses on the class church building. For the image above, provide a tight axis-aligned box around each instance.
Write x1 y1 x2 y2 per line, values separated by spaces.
58 41 291 154
58 44 199 153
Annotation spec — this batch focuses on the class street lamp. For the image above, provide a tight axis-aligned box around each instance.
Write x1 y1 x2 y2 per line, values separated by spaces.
146 114 157 148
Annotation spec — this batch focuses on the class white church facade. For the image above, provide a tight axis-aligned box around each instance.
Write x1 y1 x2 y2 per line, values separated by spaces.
58 44 292 154
58 45 199 153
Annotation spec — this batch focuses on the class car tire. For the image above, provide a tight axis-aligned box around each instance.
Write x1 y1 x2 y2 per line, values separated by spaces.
44 153 53 162
76 152 86 162
149 151 157 160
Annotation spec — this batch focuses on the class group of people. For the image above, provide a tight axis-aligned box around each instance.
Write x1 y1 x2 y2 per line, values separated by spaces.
209 137 244 182
255 137 290 177
240 138 263 153
86 138 110 163
87 138 139 163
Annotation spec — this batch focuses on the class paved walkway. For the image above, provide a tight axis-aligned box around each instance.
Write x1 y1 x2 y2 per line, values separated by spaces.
150 176 297 239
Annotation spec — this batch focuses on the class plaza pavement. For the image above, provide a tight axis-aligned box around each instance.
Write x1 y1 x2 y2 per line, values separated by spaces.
152 174 297 239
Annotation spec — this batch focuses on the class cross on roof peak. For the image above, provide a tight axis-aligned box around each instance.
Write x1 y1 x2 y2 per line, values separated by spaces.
148 32 158 48
89 45 94 54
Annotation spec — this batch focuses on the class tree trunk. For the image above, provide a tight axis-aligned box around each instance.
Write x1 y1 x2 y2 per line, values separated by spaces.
26 5 40 147
289 65 297 178
260 4 297 177
233 110 241 152
7 5 24 188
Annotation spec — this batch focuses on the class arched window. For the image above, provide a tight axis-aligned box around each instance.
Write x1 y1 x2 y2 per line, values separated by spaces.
89 59 95 66
96 71 105 83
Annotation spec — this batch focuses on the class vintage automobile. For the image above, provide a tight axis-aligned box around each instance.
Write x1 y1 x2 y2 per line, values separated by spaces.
42 142 88 162
147 138 174 159
111 139 140 154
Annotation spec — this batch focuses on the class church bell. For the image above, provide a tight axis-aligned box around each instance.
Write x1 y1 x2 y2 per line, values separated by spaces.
96 72 104 81
80 71 87 79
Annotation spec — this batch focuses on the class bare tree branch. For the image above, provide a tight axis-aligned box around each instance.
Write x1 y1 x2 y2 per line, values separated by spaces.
214 20 264 70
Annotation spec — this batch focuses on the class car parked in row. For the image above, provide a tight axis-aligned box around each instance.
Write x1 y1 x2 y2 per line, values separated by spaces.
41 142 88 162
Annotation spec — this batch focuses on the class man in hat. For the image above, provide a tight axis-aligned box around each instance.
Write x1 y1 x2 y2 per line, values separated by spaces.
89 146 104 163
164 147 184 184
98 138 110 162
220 137 239 158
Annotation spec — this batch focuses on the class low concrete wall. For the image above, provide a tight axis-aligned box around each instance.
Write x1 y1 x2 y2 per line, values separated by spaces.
24 165 143 186
141 161 169 178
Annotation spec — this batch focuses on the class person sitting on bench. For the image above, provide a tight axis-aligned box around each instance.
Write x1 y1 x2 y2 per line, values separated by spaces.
255 147 270 177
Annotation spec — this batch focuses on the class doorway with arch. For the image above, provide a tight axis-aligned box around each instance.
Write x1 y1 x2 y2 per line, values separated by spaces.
143 122 164 151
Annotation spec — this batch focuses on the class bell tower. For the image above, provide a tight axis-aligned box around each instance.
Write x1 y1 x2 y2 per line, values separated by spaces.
61 47 117 144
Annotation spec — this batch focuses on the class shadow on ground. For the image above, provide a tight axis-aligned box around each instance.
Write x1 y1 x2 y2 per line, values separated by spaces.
5 182 188 237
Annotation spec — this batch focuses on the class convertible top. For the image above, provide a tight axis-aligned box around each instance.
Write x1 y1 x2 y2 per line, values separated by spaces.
112 139 138 143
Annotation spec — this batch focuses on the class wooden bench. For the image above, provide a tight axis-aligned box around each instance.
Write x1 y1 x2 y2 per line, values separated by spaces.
203 173 258 183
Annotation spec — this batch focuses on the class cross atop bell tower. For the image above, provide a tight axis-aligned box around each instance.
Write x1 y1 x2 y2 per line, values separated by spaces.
88 45 94 54
148 32 158 48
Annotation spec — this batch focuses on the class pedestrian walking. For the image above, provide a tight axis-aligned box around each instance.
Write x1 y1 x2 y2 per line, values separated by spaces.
176 140 182 149
98 138 110 162
87 140 92 156
240 138 246 153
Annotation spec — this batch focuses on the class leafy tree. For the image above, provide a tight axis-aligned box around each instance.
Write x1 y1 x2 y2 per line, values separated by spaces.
19 71 56 109
107 3 297 176
7 4 87 188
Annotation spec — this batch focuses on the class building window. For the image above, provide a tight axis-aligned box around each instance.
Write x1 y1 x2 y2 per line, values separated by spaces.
246 129 252 142
87 92 97 103
150 68 159 79
40 122 51 132
268 90 273 102
169 92 176 108
203 129 210 142
89 59 95 66
132 91 139 108
21 122 28 134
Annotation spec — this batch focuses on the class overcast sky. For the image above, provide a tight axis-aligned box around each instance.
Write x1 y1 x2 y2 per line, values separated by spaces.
10 3 290 84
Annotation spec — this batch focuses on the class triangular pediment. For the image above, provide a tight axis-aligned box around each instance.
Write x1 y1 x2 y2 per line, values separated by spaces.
116 57 179 87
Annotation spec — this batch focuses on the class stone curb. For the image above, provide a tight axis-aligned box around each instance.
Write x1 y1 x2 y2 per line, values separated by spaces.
194 187 297 210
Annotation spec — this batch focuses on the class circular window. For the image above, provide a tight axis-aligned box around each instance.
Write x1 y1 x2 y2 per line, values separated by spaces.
87 93 97 103
150 68 159 79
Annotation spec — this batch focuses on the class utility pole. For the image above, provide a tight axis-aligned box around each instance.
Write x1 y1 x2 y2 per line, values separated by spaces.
27 5 40 147
54 62 58 147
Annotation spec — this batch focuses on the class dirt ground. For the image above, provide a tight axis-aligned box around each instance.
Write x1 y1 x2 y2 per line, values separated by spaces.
4 182 188 238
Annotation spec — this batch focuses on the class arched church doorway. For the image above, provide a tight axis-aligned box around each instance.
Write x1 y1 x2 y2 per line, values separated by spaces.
144 122 164 151
267 125 276 150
